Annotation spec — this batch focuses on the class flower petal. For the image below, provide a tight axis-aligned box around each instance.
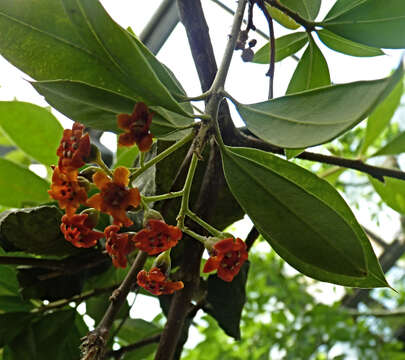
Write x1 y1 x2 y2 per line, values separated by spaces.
117 113 133 130
93 171 110 189
113 166 130 187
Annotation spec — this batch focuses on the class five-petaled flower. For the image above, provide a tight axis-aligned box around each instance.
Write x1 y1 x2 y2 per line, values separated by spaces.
203 237 248 282
87 166 140 227
117 102 153 152
60 213 104 248
57 122 90 174
137 267 183 296
104 225 135 268
134 219 182 255
48 166 88 218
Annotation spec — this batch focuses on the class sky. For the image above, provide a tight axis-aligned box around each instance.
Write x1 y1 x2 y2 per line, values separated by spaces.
0 0 404 355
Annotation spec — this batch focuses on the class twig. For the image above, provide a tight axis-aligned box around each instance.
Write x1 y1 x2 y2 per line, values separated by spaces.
264 0 315 30
106 334 161 360
80 251 148 360
257 1 275 99
32 285 117 313
235 132 405 182
345 308 405 318
245 226 260 252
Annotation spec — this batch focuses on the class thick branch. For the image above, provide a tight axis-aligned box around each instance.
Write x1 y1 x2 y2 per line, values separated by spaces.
80 251 148 360
234 131 405 182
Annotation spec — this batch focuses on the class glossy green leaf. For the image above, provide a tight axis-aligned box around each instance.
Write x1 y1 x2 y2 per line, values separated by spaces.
370 176 405 214
253 32 308 64
286 36 330 95
317 29 384 57
280 0 321 21
372 132 405 157
0 101 62 166
361 80 403 155
322 0 405 49
60 0 187 115
205 262 249 340
234 62 403 149
0 158 49 207
0 206 79 256
265 3 299 29
221 146 387 288
32 80 192 138
0 1 133 96
0 0 188 115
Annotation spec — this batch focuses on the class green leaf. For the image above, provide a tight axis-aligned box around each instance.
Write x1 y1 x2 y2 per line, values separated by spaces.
0 312 34 347
0 158 49 207
370 176 405 214
361 80 403 155
17 267 84 301
372 131 405 157
116 318 161 360
317 29 384 57
286 36 330 95
86 293 129 323
0 101 62 166
253 32 308 64
0 1 133 97
60 0 187 115
4 324 36 360
115 143 139 169
285 148 304 159
31 80 193 138
322 0 405 49
280 0 321 21
205 262 249 340
221 146 387 288
233 62 404 149
0 206 79 256
0 0 188 115
265 3 299 30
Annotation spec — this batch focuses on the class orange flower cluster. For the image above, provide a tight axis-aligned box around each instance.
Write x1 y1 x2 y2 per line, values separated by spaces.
117 102 153 152
203 237 248 282
87 167 140 228
60 214 103 248
137 267 183 296
49 123 90 217
134 219 182 255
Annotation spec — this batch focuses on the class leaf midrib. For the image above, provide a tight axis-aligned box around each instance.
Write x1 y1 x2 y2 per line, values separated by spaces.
226 150 366 273
242 105 353 126
73 0 129 81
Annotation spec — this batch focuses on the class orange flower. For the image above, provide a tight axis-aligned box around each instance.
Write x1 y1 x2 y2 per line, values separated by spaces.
117 102 153 152
57 122 90 174
48 167 87 218
87 167 140 227
137 267 184 296
104 225 135 268
60 214 103 248
134 219 182 255
203 237 248 282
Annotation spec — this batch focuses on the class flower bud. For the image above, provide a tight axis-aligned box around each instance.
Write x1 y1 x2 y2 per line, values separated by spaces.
79 166 101 182
153 251 172 276
80 208 100 229
241 48 254 62
142 208 163 227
